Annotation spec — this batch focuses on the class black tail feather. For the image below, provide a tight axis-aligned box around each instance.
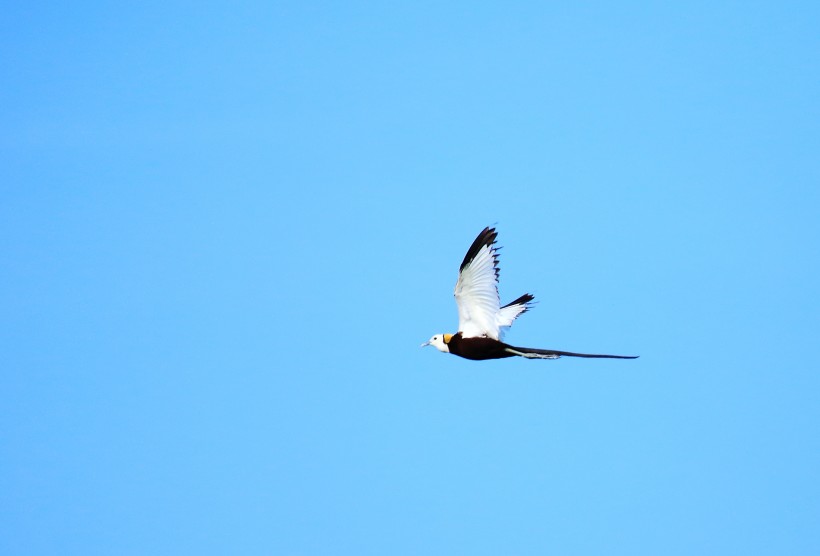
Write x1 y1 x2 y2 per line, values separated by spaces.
512 346 639 359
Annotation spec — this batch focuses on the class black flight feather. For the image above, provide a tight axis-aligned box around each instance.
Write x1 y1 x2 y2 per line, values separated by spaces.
459 226 499 276
502 293 535 311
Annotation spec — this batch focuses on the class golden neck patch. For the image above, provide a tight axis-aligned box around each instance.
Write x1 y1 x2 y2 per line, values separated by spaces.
443 333 454 344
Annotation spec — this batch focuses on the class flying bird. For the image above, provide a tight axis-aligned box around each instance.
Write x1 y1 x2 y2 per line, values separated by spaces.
422 227 638 361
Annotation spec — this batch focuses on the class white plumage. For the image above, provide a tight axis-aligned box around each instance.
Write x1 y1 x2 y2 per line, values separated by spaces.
454 228 531 340
422 226 638 361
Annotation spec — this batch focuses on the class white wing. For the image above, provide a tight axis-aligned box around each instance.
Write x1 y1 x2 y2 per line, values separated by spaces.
454 227 504 339
454 227 535 340
497 294 534 335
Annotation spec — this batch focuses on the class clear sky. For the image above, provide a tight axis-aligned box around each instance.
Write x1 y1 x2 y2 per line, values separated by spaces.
2 2 819 554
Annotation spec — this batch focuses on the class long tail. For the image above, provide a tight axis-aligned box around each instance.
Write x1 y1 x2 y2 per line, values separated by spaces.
505 345 639 360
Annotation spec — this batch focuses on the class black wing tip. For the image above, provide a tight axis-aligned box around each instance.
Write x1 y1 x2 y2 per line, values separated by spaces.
459 226 499 273
503 293 535 308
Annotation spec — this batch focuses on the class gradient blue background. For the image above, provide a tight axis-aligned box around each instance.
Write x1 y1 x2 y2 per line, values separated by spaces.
3 2 819 554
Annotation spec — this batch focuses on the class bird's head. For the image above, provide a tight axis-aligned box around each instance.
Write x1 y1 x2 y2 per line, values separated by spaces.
421 333 452 353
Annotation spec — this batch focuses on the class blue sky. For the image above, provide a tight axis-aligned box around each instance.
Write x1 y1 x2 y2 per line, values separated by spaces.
2 2 819 554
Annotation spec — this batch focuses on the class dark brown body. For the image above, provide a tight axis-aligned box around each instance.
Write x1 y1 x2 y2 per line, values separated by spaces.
446 333 516 360
445 332 639 361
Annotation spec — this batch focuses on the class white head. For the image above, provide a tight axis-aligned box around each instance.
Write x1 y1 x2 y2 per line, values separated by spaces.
421 333 452 353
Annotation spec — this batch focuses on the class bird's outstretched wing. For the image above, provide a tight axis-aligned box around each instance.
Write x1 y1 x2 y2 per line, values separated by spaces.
497 293 535 334
455 227 531 340
455 227 500 338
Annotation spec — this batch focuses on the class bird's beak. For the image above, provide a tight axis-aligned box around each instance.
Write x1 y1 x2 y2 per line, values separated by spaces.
420 341 430 347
